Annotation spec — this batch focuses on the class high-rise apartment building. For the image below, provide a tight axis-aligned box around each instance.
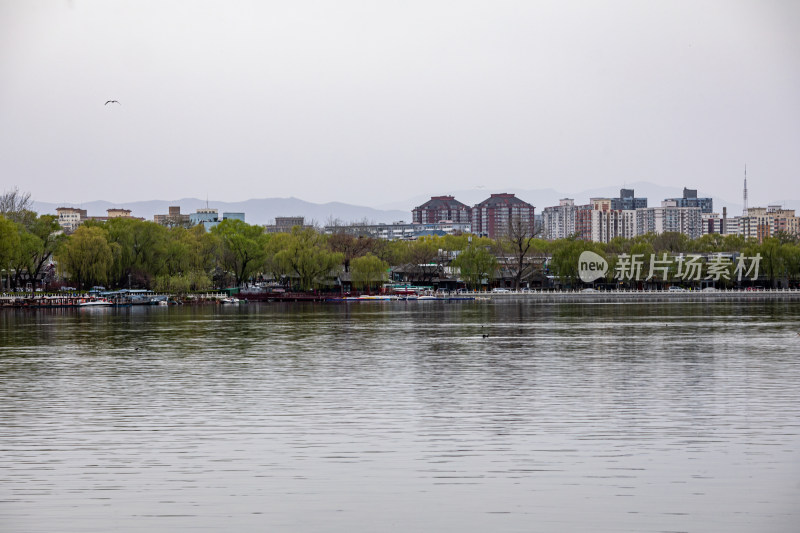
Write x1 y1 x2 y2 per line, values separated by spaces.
471 193 535 239
611 189 647 210
412 196 471 224
542 199 578 240
664 187 713 214
636 204 704 239
590 209 637 243
731 206 800 241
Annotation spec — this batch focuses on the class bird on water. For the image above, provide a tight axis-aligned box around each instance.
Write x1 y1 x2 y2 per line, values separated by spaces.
104 100 121 105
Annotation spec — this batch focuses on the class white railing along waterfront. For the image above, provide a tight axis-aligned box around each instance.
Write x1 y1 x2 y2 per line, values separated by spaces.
436 288 800 295
188 292 230 299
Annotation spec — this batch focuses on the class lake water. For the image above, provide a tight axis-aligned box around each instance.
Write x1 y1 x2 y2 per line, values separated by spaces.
2 301 800 532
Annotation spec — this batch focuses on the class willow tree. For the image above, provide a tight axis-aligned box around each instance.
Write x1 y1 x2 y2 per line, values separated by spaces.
452 245 497 290
212 219 268 286
781 243 800 286
651 232 690 254
693 233 725 253
153 226 214 292
755 237 786 288
56 225 114 289
8 230 40 288
99 218 170 287
394 237 442 285
0 216 21 290
350 253 388 291
10 214 63 287
274 227 342 291
549 238 604 286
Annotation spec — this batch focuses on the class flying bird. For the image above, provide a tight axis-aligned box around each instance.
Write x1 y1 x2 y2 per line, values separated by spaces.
104 100 121 105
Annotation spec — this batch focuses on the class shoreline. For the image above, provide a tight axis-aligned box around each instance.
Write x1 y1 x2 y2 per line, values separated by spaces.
4 289 800 308
480 289 800 303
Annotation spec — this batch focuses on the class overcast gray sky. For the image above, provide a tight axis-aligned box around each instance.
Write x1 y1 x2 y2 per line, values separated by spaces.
1 0 798 208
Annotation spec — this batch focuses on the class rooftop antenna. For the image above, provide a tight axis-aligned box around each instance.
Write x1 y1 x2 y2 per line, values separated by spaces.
743 164 748 217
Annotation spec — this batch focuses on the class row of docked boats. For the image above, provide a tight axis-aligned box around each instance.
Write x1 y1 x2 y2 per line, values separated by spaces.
0 289 174 309
327 294 475 302
0 295 117 308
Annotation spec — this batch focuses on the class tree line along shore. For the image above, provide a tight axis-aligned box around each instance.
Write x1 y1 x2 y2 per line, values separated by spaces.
2 198 800 294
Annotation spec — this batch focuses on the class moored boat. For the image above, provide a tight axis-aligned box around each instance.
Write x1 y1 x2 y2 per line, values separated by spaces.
77 297 113 307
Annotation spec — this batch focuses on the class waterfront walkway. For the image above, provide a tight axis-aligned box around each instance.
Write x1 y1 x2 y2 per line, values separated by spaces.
467 287 800 303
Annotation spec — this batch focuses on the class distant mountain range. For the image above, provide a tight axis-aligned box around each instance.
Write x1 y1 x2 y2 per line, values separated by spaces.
33 183 798 226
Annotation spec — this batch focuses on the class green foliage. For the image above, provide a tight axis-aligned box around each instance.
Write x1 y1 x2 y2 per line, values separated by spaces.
756 237 787 287
0 216 22 289
273 227 343 290
327 233 379 272
212 219 268 286
55 225 114 289
549 239 604 285
629 241 655 260
651 232 689 253
722 234 748 251
452 245 497 289
693 233 725 253
102 218 170 286
350 253 388 290
154 271 212 294
780 244 800 284
394 237 444 284
15 214 64 287
61 219 222 290
439 234 472 252
0 212 63 289
263 232 290 282
9 230 40 287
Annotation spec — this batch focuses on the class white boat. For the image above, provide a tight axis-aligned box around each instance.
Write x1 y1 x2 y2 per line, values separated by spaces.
77 297 113 307
122 289 160 305
221 297 240 304
340 295 395 301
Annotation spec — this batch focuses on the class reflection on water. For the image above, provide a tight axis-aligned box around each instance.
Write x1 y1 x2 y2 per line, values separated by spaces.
2 302 800 532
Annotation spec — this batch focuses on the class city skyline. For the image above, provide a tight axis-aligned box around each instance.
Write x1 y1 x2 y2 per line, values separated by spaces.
2 2 799 207
28 178 797 222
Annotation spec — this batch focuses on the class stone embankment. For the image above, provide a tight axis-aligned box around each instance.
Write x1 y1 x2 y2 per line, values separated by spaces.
474 288 800 303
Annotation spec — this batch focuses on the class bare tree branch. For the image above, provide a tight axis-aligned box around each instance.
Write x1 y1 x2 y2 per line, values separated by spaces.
0 187 33 224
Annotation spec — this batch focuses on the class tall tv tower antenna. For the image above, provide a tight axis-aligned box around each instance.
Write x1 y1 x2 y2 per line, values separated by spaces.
743 165 748 217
